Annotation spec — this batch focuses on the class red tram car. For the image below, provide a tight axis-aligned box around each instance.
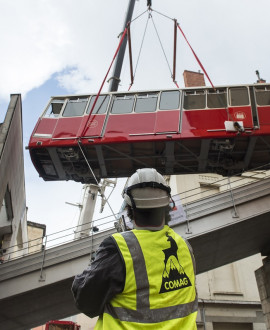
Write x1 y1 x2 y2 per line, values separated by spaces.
28 84 270 183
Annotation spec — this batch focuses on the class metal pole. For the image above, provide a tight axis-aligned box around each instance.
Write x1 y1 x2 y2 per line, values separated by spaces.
108 0 136 92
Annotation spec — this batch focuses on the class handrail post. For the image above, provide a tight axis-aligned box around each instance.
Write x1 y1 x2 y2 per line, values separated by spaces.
228 177 239 218
39 235 47 282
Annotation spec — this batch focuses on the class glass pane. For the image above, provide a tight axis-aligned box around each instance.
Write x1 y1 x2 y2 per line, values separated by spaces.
62 98 88 117
111 95 135 114
44 100 65 118
229 87 249 106
135 93 158 113
255 87 270 106
87 95 110 114
184 91 206 110
207 89 227 108
160 91 180 110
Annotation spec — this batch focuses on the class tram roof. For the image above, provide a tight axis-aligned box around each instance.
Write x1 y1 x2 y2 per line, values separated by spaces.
48 82 270 100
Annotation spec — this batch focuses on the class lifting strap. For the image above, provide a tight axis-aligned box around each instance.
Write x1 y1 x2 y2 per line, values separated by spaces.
80 26 128 137
177 23 215 89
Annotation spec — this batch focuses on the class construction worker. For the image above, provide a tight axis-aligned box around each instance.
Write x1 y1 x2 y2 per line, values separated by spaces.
72 168 198 329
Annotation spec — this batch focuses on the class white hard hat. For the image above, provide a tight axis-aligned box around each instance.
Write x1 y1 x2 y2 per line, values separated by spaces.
123 168 171 209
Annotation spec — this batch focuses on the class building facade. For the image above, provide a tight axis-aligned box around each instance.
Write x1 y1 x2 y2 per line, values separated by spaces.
0 95 28 261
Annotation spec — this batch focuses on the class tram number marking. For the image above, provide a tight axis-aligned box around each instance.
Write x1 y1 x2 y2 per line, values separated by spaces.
88 120 98 128
234 112 246 120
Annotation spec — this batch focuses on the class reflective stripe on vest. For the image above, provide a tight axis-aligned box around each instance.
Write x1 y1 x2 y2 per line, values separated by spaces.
106 230 198 323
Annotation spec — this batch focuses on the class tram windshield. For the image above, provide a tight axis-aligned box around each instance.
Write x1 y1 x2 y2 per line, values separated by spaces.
255 86 270 106
87 95 110 114
184 90 206 110
111 95 135 114
159 90 180 110
207 89 227 108
134 93 158 113
229 87 249 106
44 99 65 118
62 98 88 117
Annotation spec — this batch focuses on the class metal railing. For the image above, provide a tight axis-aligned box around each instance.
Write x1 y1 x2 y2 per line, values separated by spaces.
1 168 270 264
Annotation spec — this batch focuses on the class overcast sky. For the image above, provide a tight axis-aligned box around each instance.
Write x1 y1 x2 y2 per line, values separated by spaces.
1 0 270 236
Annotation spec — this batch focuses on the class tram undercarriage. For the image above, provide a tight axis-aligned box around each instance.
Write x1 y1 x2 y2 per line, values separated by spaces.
30 135 270 184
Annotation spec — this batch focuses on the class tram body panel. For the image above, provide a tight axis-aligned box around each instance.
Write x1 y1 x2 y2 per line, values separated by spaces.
33 118 57 136
105 112 156 140
257 106 270 126
155 109 180 134
53 117 84 139
181 109 228 138
28 84 270 183
83 114 107 137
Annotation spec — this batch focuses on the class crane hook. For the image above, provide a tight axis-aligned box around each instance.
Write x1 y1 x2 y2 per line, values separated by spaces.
147 0 152 9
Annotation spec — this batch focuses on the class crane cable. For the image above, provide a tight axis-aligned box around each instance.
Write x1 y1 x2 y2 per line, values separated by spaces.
77 141 118 222
151 13 179 88
128 12 150 90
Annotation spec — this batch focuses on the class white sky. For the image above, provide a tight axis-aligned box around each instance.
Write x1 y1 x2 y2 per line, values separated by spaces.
1 0 270 236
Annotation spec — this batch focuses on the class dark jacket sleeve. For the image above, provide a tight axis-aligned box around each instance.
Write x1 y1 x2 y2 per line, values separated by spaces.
71 236 125 318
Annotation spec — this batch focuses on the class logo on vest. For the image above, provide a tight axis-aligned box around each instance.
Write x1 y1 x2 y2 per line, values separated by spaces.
159 233 192 293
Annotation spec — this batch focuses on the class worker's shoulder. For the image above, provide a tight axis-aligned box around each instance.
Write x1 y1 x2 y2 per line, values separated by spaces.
100 235 117 249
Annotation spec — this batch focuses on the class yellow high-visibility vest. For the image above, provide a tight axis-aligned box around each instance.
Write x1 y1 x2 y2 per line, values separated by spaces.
95 225 197 329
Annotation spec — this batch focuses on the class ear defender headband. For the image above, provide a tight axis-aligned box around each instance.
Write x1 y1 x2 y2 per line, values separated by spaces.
124 181 174 210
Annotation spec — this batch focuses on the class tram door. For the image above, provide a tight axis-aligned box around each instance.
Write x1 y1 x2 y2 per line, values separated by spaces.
52 97 88 139
254 85 270 126
82 95 111 137
34 98 65 138
227 87 254 128
155 90 181 134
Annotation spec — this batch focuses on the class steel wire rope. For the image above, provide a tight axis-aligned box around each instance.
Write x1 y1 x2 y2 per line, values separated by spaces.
130 9 149 24
132 12 150 83
151 9 175 22
77 141 118 223
150 14 174 80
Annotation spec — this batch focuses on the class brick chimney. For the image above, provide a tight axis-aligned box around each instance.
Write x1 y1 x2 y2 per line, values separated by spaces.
183 70 205 87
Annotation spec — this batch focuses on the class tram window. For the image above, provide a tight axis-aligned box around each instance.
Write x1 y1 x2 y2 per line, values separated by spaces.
159 91 180 110
255 86 270 106
135 93 158 113
62 98 88 117
183 90 206 110
111 95 135 114
44 99 64 118
87 95 110 114
229 87 249 106
207 89 227 108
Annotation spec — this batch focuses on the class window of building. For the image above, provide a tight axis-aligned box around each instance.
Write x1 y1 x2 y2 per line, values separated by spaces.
87 95 110 114
255 85 270 106
62 98 88 117
44 99 65 118
159 90 180 110
0 186 13 222
229 87 249 106
111 94 135 114
134 93 158 113
183 90 206 110
207 89 227 108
